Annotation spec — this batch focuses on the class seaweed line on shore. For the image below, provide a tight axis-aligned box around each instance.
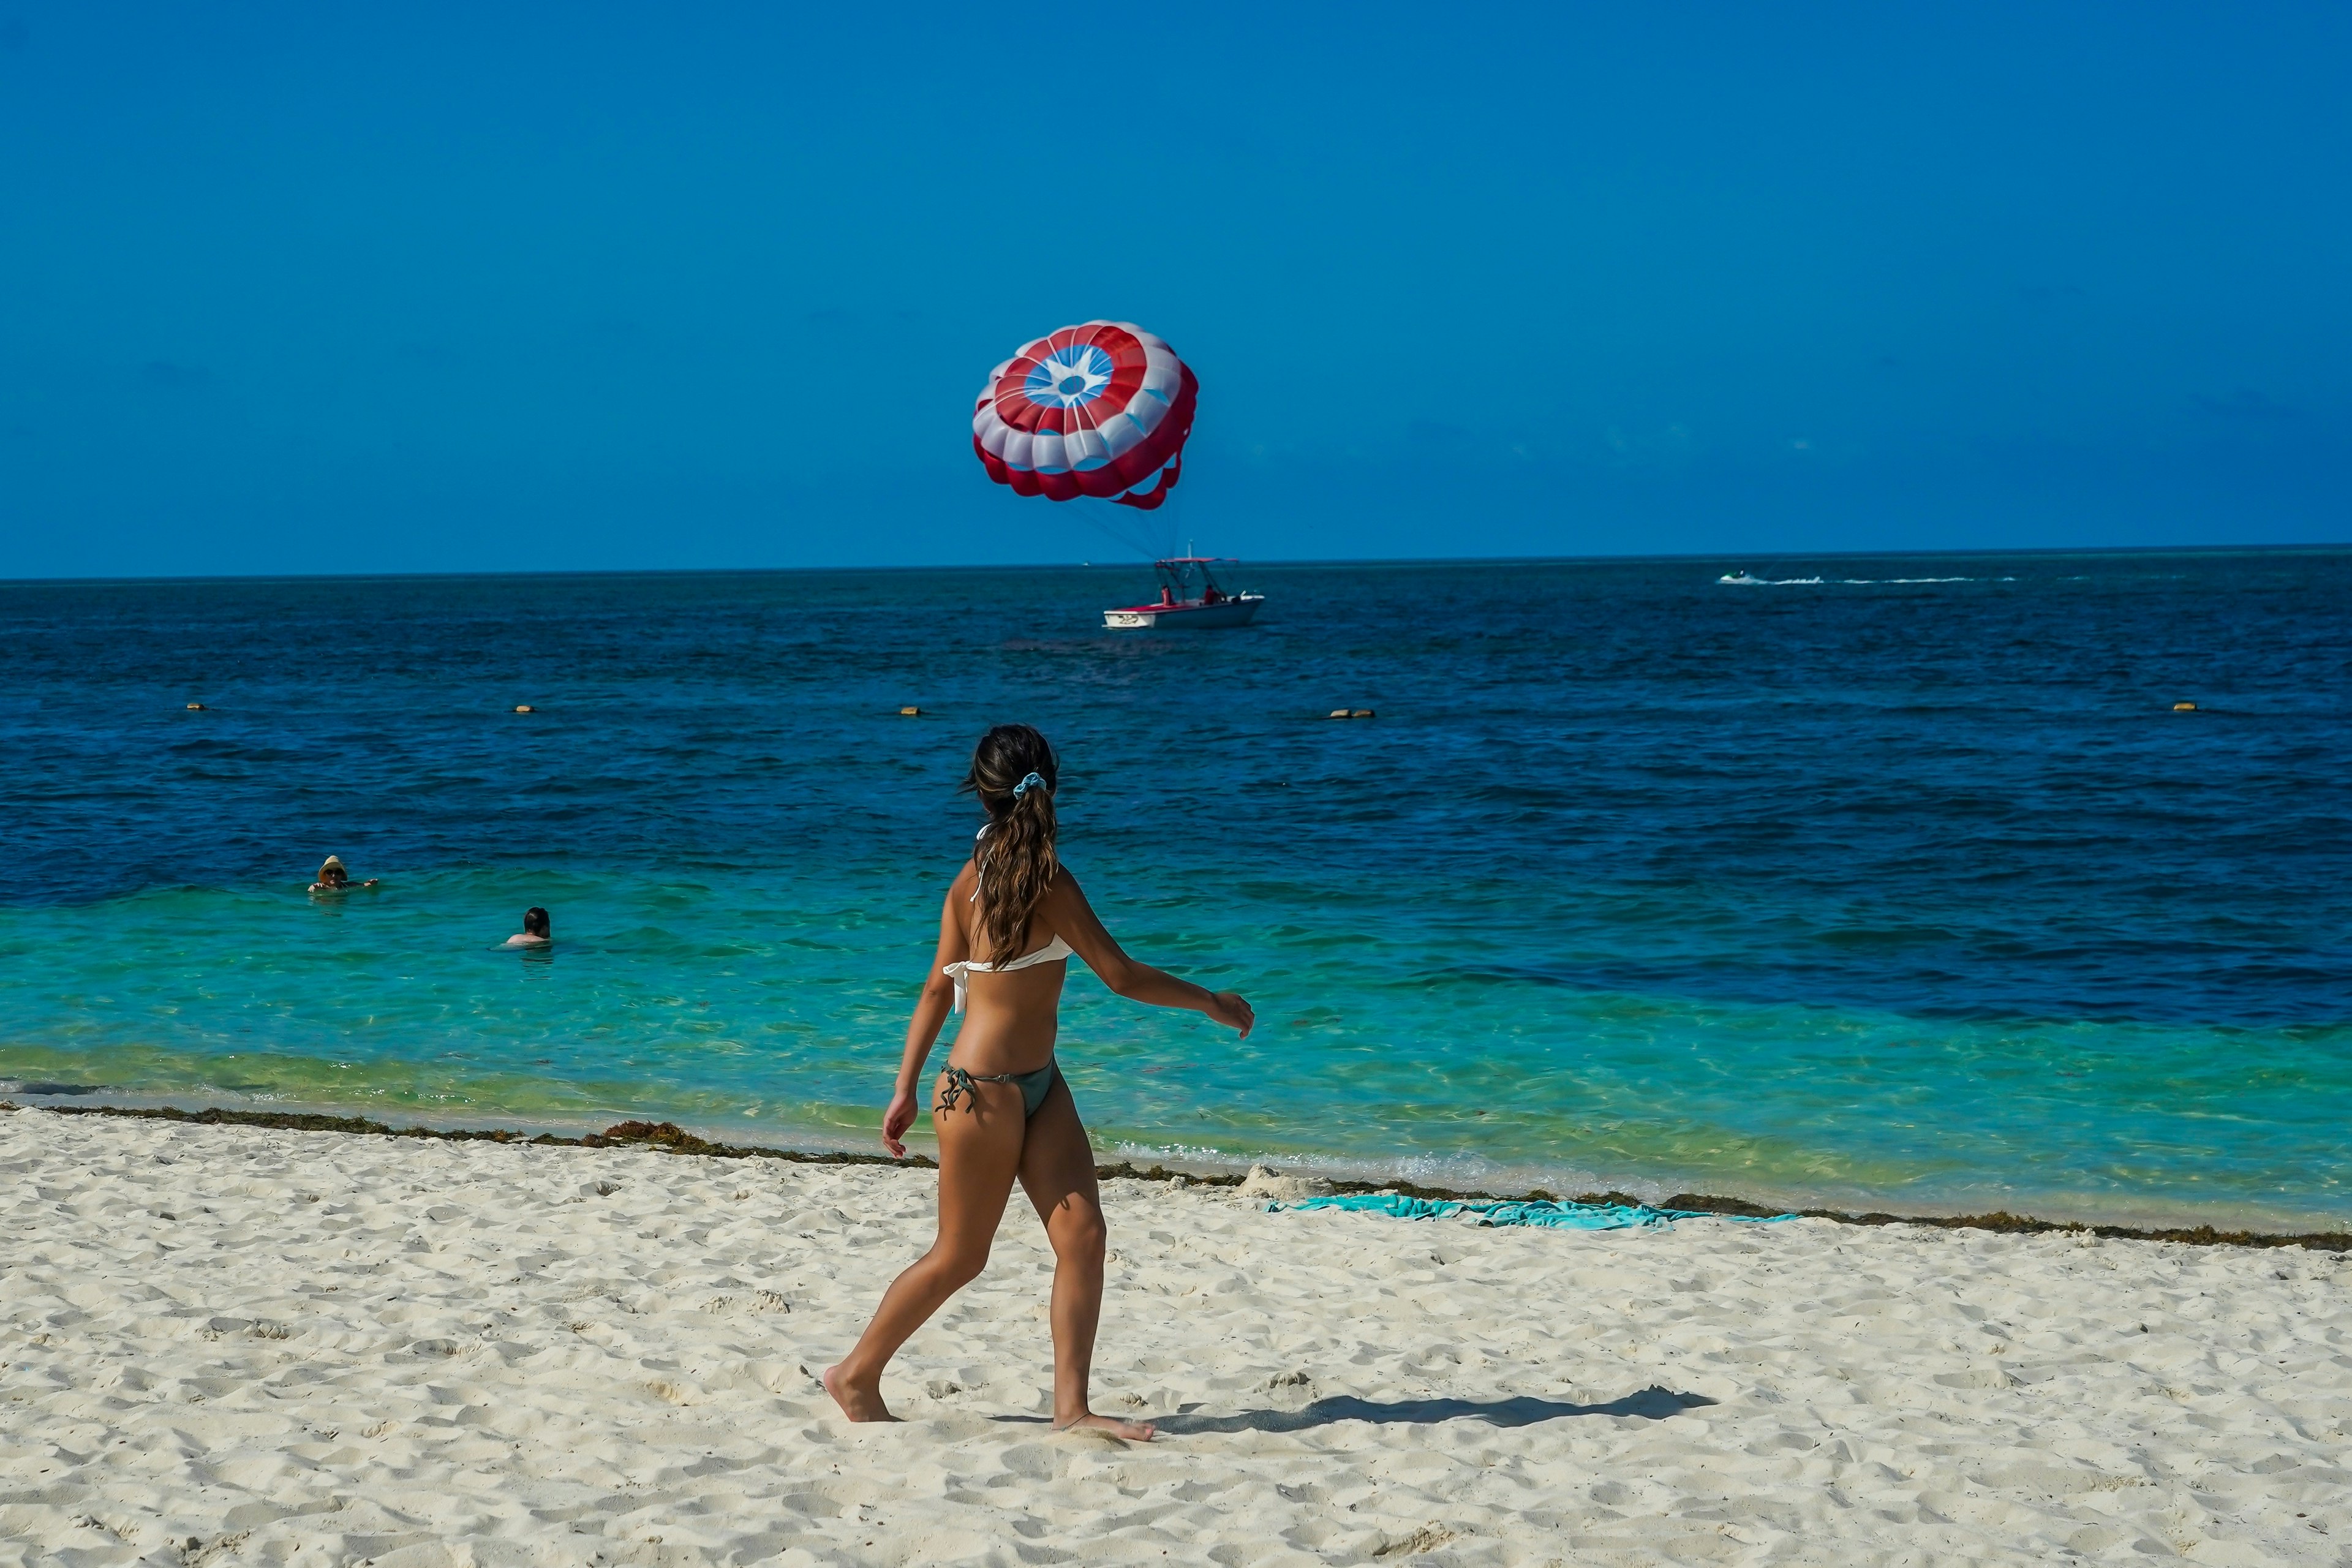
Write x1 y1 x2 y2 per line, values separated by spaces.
12 1100 2348 1253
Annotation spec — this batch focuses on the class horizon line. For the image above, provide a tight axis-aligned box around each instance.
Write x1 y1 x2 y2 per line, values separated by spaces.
4 539 2346 590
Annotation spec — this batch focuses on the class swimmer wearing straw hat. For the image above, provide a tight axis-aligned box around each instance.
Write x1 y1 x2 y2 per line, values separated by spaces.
307 856 380 894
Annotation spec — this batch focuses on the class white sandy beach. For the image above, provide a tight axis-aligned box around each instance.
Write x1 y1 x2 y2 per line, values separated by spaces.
2 1107 2346 1567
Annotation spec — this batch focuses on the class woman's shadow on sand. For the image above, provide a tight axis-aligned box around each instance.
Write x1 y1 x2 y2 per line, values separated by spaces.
998 1386 1717 1435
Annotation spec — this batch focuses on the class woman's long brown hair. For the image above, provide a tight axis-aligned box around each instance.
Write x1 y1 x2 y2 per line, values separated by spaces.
961 724 1060 965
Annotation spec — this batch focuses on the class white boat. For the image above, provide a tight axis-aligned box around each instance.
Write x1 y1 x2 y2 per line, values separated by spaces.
1102 557 1265 630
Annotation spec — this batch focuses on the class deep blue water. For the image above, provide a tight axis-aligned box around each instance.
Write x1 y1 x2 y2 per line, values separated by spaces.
2 551 2347 1224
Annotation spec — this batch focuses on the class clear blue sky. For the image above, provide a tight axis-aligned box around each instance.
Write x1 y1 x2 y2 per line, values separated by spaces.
2 3 2346 576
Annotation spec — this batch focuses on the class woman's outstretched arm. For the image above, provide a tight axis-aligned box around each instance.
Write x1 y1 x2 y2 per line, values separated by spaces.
1046 872 1254 1037
880 867 973 1156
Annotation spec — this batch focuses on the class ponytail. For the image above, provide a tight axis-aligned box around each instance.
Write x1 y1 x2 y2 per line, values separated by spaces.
961 725 1060 965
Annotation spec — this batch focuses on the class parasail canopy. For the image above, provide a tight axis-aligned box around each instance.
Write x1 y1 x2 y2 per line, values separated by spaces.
971 321 1197 511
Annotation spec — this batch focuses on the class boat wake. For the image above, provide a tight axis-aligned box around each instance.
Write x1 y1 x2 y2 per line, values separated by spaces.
1719 573 2008 586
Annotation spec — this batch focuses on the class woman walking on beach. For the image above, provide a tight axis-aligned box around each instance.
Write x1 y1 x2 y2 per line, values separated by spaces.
824 725 1253 1439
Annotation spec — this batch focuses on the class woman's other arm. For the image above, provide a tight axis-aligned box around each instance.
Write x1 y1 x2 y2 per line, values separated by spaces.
880 869 971 1156
1047 872 1253 1037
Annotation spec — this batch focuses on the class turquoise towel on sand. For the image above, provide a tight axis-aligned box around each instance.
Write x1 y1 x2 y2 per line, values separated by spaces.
1276 1194 1795 1231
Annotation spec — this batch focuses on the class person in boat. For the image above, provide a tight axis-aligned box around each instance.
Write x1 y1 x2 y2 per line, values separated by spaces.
504 907 551 946
824 723 1254 1439
1158 585 1174 605
308 856 379 893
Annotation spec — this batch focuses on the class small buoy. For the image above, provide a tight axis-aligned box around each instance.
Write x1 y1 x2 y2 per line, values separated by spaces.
513 704 534 714
2173 701 2197 712
185 702 205 710
1351 709 1375 719
899 706 921 716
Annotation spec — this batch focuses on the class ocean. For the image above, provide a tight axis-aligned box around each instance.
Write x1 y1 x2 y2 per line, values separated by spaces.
2 550 2346 1227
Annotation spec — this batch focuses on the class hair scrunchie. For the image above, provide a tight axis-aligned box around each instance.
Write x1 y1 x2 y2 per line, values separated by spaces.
1012 771 1049 799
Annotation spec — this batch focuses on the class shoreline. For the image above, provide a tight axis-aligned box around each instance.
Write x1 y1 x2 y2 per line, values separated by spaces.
23 1098 2350 1254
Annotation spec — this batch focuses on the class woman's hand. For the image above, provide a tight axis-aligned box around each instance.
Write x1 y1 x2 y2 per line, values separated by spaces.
1207 990 1255 1038
880 1084 921 1158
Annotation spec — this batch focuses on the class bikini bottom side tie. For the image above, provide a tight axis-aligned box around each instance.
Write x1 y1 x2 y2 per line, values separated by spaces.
937 1058 1061 1119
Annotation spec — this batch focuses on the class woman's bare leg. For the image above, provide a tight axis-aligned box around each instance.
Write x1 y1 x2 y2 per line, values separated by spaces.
1016 1077 1154 1441
823 1078 1026 1422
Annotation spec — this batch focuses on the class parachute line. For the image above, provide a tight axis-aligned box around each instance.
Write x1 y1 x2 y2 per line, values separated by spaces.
1072 495 1174 560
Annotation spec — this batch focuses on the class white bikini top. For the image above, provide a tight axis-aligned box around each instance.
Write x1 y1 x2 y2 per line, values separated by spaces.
945 823 1072 1011
943 936 1074 1013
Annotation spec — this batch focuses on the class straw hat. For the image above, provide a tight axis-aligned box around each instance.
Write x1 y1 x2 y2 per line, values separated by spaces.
319 856 345 876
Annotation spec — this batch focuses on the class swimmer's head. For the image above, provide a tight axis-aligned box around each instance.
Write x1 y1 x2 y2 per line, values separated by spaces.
318 856 349 885
522 907 551 939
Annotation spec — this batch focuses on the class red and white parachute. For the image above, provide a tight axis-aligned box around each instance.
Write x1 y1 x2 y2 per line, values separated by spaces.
971 321 1197 511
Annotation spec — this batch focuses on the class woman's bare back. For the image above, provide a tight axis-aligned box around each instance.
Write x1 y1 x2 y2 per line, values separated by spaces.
940 861 1070 1076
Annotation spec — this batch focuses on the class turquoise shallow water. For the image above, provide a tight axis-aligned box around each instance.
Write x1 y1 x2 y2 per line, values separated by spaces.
2 554 2347 1225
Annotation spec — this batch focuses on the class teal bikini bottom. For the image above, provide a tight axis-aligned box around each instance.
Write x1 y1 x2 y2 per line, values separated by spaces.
937 1058 1061 1118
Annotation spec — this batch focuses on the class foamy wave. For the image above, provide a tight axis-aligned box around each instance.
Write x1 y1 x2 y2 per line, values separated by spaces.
1102 1139 1631 1200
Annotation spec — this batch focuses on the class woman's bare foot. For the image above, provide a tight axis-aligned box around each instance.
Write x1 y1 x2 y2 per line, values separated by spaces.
1055 1411 1156 1441
821 1363 898 1423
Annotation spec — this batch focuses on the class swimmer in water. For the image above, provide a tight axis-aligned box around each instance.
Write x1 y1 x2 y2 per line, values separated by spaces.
308 856 380 894
504 907 551 946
